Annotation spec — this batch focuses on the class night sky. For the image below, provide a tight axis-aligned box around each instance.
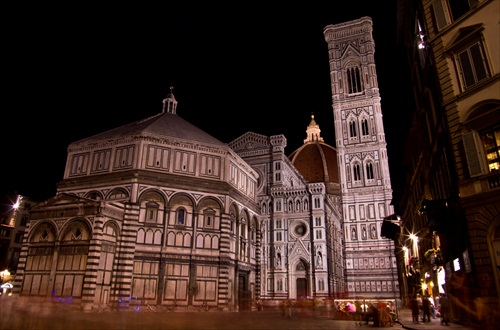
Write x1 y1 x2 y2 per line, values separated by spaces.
2 2 413 213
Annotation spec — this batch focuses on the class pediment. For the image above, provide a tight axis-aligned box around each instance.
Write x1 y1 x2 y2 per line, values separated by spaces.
228 131 271 152
289 239 311 259
31 193 98 210
341 42 360 59
444 23 484 52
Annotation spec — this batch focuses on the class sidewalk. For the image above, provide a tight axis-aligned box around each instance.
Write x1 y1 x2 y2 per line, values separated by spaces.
396 308 476 329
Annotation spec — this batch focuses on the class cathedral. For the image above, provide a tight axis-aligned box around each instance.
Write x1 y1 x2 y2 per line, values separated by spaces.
12 16 398 312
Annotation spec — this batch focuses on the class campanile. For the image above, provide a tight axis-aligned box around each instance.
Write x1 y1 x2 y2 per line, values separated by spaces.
324 17 399 299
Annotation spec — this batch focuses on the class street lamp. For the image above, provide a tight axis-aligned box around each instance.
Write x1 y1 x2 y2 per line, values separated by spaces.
0 269 10 283
409 233 419 260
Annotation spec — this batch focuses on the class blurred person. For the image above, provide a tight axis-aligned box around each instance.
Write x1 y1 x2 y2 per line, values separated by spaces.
439 294 450 326
354 300 363 326
422 296 431 322
410 295 420 323
416 294 423 320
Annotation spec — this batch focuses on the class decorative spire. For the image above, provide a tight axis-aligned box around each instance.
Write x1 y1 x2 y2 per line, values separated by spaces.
162 86 178 114
304 112 324 143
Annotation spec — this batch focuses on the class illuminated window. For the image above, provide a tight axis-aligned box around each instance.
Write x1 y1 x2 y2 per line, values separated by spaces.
463 106 500 177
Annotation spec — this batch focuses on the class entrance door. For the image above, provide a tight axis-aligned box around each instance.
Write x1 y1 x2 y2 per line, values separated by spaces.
296 278 307 299
238 274 251 310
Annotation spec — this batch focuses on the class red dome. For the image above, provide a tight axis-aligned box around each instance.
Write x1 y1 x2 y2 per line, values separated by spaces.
289 142 339 185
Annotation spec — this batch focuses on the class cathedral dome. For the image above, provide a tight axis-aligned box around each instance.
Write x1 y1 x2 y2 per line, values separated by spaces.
288 114 339 189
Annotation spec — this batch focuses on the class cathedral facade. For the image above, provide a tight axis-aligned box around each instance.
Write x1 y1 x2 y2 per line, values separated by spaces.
12 16 398 312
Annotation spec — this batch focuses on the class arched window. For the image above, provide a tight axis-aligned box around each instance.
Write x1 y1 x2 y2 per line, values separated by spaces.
203 208 215 228
353 163 361 182
349 120 358 138
177 208 186 225
366 162 374 180
361 118 369 136
347 66 363 94
146 202 159 223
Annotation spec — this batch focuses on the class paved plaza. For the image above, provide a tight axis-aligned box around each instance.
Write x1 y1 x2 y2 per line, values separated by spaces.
0 298 479 330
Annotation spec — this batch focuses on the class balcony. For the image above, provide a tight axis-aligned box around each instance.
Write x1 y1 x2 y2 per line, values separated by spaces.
459 171 500 197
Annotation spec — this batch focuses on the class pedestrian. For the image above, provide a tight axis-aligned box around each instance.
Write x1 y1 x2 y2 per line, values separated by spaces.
422 296 431 322
439 294 450 326
416 294 423 320
409 295 420 323
354 300 363 326
429 297 437 318
282 299 292 318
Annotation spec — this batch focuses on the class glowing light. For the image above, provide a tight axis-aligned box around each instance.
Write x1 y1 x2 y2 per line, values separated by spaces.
409 233 419 259
13 195 23 209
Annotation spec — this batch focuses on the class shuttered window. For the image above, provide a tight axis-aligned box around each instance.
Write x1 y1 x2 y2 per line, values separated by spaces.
463 131 487 177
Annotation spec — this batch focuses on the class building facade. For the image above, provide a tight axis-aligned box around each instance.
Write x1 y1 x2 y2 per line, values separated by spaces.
11 17 400 312
395 0 500 327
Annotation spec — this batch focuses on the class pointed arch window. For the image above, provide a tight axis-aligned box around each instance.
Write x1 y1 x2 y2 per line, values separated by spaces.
366 162 374 180
349 120 358 138
353 163 361 182
347 66 363 94
361 118 370 136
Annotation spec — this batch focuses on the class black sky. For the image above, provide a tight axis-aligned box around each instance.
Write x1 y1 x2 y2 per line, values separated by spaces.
2 2 412 212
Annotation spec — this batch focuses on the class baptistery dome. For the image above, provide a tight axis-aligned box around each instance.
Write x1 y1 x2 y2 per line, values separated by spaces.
289 114 340 193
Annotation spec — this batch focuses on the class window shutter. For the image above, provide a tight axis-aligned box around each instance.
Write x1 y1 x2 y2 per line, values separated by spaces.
470 43 488 82
458 50 475 89
463 131 487 177
433 0 452 31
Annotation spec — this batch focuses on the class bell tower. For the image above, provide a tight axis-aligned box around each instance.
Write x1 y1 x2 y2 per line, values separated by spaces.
323 17 399 299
